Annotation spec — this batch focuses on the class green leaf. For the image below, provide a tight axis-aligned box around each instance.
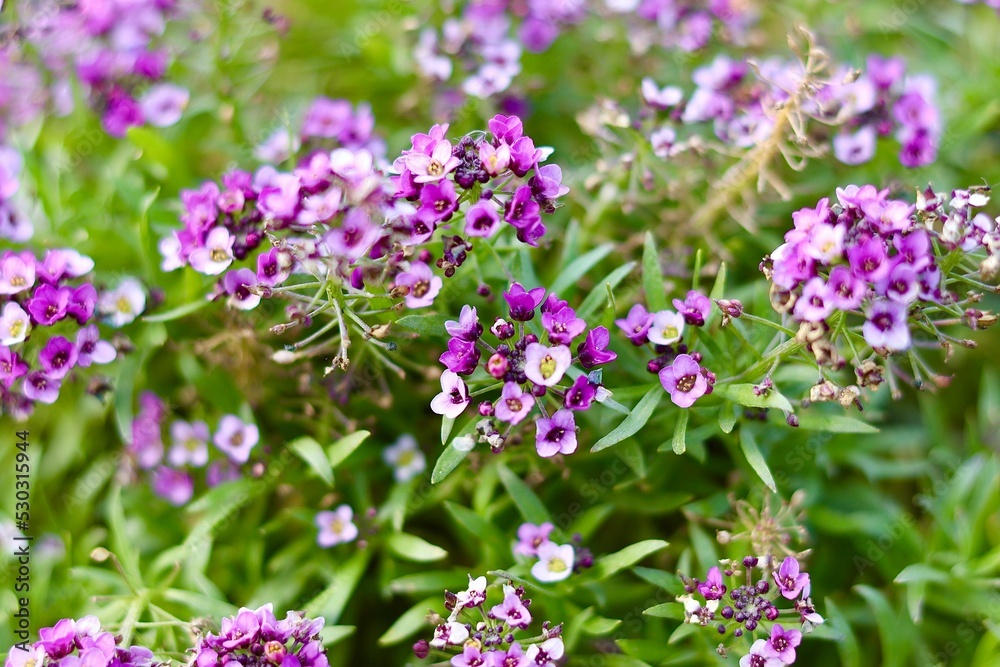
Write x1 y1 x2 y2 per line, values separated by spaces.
431 437 473 484
591 386 663 452
440 416 455 445
327 430 370 469
497 463 551 525
106 485 143 591
304 550 371 623
386 533 448 562
740 427 776 492
319 626 356 647
671 409 688 455
588 540 669 581
796 412 879 433
550 243 614 296
183 478 261 558
443 501 507 553
709 261 727 301
632 567 682 594
823 597 861 667
718 401 736 434
163 588 238 620
289 437 334 486
378 596 439 646
642 233 668 311
395 313 450 336
643 603 685 620
142 298 210 323
855 584 912 667
578 261 638 320
894 564 950 584
582 614 622 635
715 383 794 412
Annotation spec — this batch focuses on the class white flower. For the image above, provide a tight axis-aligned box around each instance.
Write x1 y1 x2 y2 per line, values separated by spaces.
531 542 575 583
382 434 427 483
98 277 146 327
430 621 469 648
647 310 685 345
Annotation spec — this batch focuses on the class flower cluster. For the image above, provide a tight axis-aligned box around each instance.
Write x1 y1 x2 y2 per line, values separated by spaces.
413 1 586 98
514 522 593 583
640 52 941 168
126 391 260 505
413 575 566 667
3 615 157 667
619 0 758 54
193 604 329 667
615 290 718 408
431 283 617 457
761 183 998 400
0 42 46 141
1 249 127 418
15 0 192 136
677 556 823 665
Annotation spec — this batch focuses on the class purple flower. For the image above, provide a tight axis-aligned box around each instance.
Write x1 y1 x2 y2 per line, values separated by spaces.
542 306 585 346
847 234 890 283
525 638 565 667
206 460 241 487
577 326 617 368
220 609 261 650
75 325 117 367
189 227 236 276
531 542 575 582
879 261 919 304
739 639 782 667
130 392 165 469
514 522 554 557
67 283 98 324
140 84 189 127
445 305 483 342
98 278 146 327
535 409 577 457
465 200 502 238
0 346 29 388
564 375 597 411
257 248 292 287
39 336 79 380
37 617 78 658
404 139 461 183
417 179 459 223
508 137 543 177
826 265 865 310
321 209 383 262
647 310 685 345
495 382 535 425
23 371 60 404
479 141 511 176
301 97 353 139
315 505 358 547
504 283 546 322
213 415 260 464
0 250 35 295
451 645 485 667
615 304 654 345
793 277 834 323
658 354 709 408
0 301 31 345
223 269 261 311
529 164 570 201
430 370 470 418
484 643 530 667
151 466 195 506
102 90 144 137
672 290 712 326
762 624 802 665
774 556 810 600
26 284 70 326
523 343 571 387
396 261 442 309
504 185 542 232
862 299 911 352
167 420 211 467
490 588 532 629
697 567 727 600
439 338 481 376
833 126 876 165
488 114 524 144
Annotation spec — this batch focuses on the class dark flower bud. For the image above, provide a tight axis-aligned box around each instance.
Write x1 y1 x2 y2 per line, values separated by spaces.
412 640 429 659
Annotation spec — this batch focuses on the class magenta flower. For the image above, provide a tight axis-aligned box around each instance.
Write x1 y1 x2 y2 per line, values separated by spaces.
739 639 782 667
658 354 710 408
439 338 481 376
762 624 802 665
315 504 359 547
396 261 443 309
514 522 554 557
321 209 383 262
826 265 865 310
404 139 460 183
697 566 727 600
577 326 617 368
564 375 597 411
479 141 511 176
417 179 459 223
223 269 261 311
0 346 29 388
535 409 577 457
793 277 834 323
23 372 61 404
615 304 654 345
67 283 98 324
256 248 292 287
75 325 117 367
774 556 810 600
450 644 485 667
465 200 501 238
847 234 890 283
490 588 532 629
445 305 483 342
672 290 712 327
862 299 911 352
39 336 79 380
488 114 524 144
213 415 259 464
140 84 189 127
542 306 585 346
485 643 530 667
151 466 195 506
523 343 571 387
430 370 470 419
529 164 570 201
26 284 71 326
495 382 535 425
503 283 546 322
833 126 877 165
503 185 541 232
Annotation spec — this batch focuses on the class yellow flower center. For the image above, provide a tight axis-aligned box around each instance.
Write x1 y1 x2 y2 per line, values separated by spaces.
539 354 557 379
547 556 568 573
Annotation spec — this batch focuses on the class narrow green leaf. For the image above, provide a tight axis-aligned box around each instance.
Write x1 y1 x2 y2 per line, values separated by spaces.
319 626 355 647
183 478 261 557
642 233 668 311
691 248 703 291
550 243 615 296
304 550 370 623
142 298 210 323
395 313 449 336
643 603 685 620
588 540 669 581
632 567 682 594
163 588 238 620
378 596 439 646
718 401 736 434
796 412 879 433
591 386 663 452
289 437 334 486
440 416 455 446
714 383 794 412
582 615 622 635
709 262 727 301
740 427 776 492
497 463 551 525
431 438 473 484
106 485 142 591
823 597 860 667
386 533 448 562
855 584 912 667
443 501 507 553
327 430 370 469
578 261 638 320
894 564 950 584
672 410 689 455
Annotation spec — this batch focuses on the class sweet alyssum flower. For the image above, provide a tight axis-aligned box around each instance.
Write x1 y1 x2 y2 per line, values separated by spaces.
418 575 566 665
3 615 156 667
531 542 576 583
315 504 359 547
432 283 617 458
382 433 427 482
193 604 330 667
